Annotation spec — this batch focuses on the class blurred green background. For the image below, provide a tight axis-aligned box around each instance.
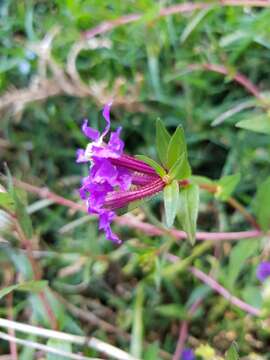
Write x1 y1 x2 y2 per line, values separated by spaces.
1 1 270 359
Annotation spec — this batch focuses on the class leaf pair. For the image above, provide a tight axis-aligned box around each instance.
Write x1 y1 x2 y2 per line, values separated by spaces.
137 119 198 245
156 119 189 174
164 181 199 245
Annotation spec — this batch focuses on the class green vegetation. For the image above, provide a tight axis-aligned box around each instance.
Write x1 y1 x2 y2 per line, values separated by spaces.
1 1 270 359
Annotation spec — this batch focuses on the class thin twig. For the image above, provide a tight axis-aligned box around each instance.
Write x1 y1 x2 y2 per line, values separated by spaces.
190 266 260 316
199 182 259 229
188 63 262 98
166 254 261 316
0 318 139 360
227 197 260 230
172 300 202 360
173 320 188 360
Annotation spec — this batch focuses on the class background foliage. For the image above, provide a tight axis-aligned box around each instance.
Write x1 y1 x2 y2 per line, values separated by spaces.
1 0 270 359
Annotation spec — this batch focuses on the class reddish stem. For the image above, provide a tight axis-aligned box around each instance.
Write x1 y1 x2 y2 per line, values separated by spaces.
173 299 202 360
189 266 260 316
173 321 188 360
188 63 262 98
117 214 262 241
166 253 260 316
8 177 265 242
84 1 270 40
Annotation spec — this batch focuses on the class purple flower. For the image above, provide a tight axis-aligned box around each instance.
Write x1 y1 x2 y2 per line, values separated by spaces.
182 348 195 360
77 103 165 244
256 262 270 282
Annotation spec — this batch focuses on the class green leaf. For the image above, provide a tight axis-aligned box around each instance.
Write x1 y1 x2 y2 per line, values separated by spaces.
242 286 262 309
180 7 212 43
156 118 171 167
236 114 270 134
20 336 36 360
215 173 241 201
136 155 166 177
163 180 179 227
46 339 72 360
13 190 33 239
178 184 199 245
168 152 191 181
4 166 33 238
167 125 186 168
155 303 187 320
253 176 270 231
190 175 213 185
144 342 161 360
0 280 47 300
0 192 14 211
225 342 239 360
226 240 259 290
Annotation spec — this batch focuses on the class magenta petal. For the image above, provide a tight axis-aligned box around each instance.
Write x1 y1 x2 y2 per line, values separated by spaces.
91 145 120 159
88 182 113 211
92 159 118 186
108 127 124 156
82 119 100 140
116 167 132 191
102 103 112 137
76 149 87 163
99 210 121 244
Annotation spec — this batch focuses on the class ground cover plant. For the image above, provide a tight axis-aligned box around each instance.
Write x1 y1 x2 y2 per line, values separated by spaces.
1 1 270 359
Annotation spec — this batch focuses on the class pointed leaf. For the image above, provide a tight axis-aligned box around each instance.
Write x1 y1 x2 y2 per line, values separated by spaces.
164 180 179 227
168 152 191 181
225 342 239 360
178 184 199 245
46 339 72 360
144 342 161 360
167 125 187 168
156 119 171 167
0 280 48 300
155 303 187 320
14 191 33 239
253 176 270 231
136 155 166 177
226 240 259 290
215 173 241 201
0 192 14 211
4 166 33 238
236 114 270 134
190 175 213 185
